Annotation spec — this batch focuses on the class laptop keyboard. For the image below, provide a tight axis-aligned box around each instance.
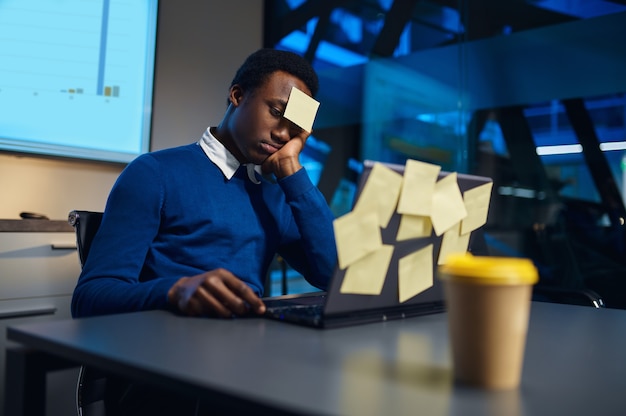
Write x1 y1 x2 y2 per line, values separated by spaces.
267 303 324 317
267 304 324 318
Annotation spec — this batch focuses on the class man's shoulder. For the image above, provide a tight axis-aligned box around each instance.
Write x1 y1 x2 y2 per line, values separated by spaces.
149 142 201 158
132 142 203 164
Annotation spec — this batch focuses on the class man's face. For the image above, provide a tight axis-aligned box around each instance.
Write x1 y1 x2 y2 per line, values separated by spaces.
228 70 310 165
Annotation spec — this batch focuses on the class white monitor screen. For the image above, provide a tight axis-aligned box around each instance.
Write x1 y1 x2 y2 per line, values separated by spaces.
0 0 158 163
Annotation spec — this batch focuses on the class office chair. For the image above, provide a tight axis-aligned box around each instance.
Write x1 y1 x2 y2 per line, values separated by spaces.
68 210 107 416
68 210 103 267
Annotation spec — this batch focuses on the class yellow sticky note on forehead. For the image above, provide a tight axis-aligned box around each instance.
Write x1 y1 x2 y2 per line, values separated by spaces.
283 86 320 132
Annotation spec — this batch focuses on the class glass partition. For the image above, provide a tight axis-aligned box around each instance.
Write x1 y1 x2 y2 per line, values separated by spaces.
265 0 626 307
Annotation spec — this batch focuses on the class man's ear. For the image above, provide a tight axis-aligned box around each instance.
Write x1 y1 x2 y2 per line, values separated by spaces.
229 85 244 107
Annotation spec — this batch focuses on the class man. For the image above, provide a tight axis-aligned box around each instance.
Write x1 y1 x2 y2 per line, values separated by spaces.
71 48 337 319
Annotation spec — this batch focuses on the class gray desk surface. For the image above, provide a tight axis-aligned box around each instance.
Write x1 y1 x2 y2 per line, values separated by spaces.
7 301 626 415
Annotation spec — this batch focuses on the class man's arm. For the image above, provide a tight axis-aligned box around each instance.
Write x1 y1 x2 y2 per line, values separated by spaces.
261 127 337 290
276 169 338 290
71 155 176 317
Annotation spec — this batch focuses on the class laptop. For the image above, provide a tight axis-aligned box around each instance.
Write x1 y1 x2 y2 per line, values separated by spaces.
263 160 493 328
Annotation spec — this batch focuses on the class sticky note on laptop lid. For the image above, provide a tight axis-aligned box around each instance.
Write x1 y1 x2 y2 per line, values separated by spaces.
283 86 320 132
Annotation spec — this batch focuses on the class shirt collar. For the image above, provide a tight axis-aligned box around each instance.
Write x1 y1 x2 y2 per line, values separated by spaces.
198 127 262 184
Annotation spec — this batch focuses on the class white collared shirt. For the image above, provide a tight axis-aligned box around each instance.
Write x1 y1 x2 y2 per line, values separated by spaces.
198 127 262 184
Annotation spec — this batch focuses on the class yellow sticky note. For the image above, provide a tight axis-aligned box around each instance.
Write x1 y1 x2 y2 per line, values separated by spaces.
430 172 468 236
333 210 382 269
353 163 403 229
340 245 394 295
398 244 433 303
283 86 320 132
461 182 493 235
397 159 441 216
438 222 471 265
396 214 432 241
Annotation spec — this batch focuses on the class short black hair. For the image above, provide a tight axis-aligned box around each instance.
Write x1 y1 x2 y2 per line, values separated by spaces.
230 48 319 98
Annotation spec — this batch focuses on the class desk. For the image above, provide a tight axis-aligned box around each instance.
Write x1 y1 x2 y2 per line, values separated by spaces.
6 302 626 415
0 219 79 416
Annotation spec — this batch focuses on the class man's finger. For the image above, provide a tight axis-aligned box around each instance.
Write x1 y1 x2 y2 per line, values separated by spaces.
196 285 234 318
202 274 257 316
232 282 266 314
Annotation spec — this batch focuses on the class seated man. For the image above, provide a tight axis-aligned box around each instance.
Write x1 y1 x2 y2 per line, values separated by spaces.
71 48 337 319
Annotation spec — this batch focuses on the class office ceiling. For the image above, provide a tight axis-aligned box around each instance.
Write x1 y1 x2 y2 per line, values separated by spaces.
265 0 626 67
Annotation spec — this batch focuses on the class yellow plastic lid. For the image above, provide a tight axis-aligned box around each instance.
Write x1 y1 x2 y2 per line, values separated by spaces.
438 253 538 285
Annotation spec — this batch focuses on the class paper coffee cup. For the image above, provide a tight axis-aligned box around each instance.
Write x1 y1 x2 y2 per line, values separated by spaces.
439 253 538 389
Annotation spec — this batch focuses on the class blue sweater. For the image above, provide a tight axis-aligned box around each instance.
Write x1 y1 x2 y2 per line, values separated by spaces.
71 143 337 317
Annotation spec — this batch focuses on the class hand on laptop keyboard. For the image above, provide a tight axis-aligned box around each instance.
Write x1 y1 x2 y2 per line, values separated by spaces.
168 268 266 318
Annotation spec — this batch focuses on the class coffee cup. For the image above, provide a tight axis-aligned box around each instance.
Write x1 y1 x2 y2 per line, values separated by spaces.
438 253 538 389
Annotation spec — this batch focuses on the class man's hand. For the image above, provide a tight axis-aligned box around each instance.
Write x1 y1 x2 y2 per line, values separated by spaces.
168 269 266 318
261 128 310 178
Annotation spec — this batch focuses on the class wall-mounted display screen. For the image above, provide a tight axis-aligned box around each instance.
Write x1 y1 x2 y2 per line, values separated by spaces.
0 0 158 163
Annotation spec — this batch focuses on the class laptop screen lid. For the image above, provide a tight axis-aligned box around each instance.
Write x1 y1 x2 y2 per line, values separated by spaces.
321 160 493 317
